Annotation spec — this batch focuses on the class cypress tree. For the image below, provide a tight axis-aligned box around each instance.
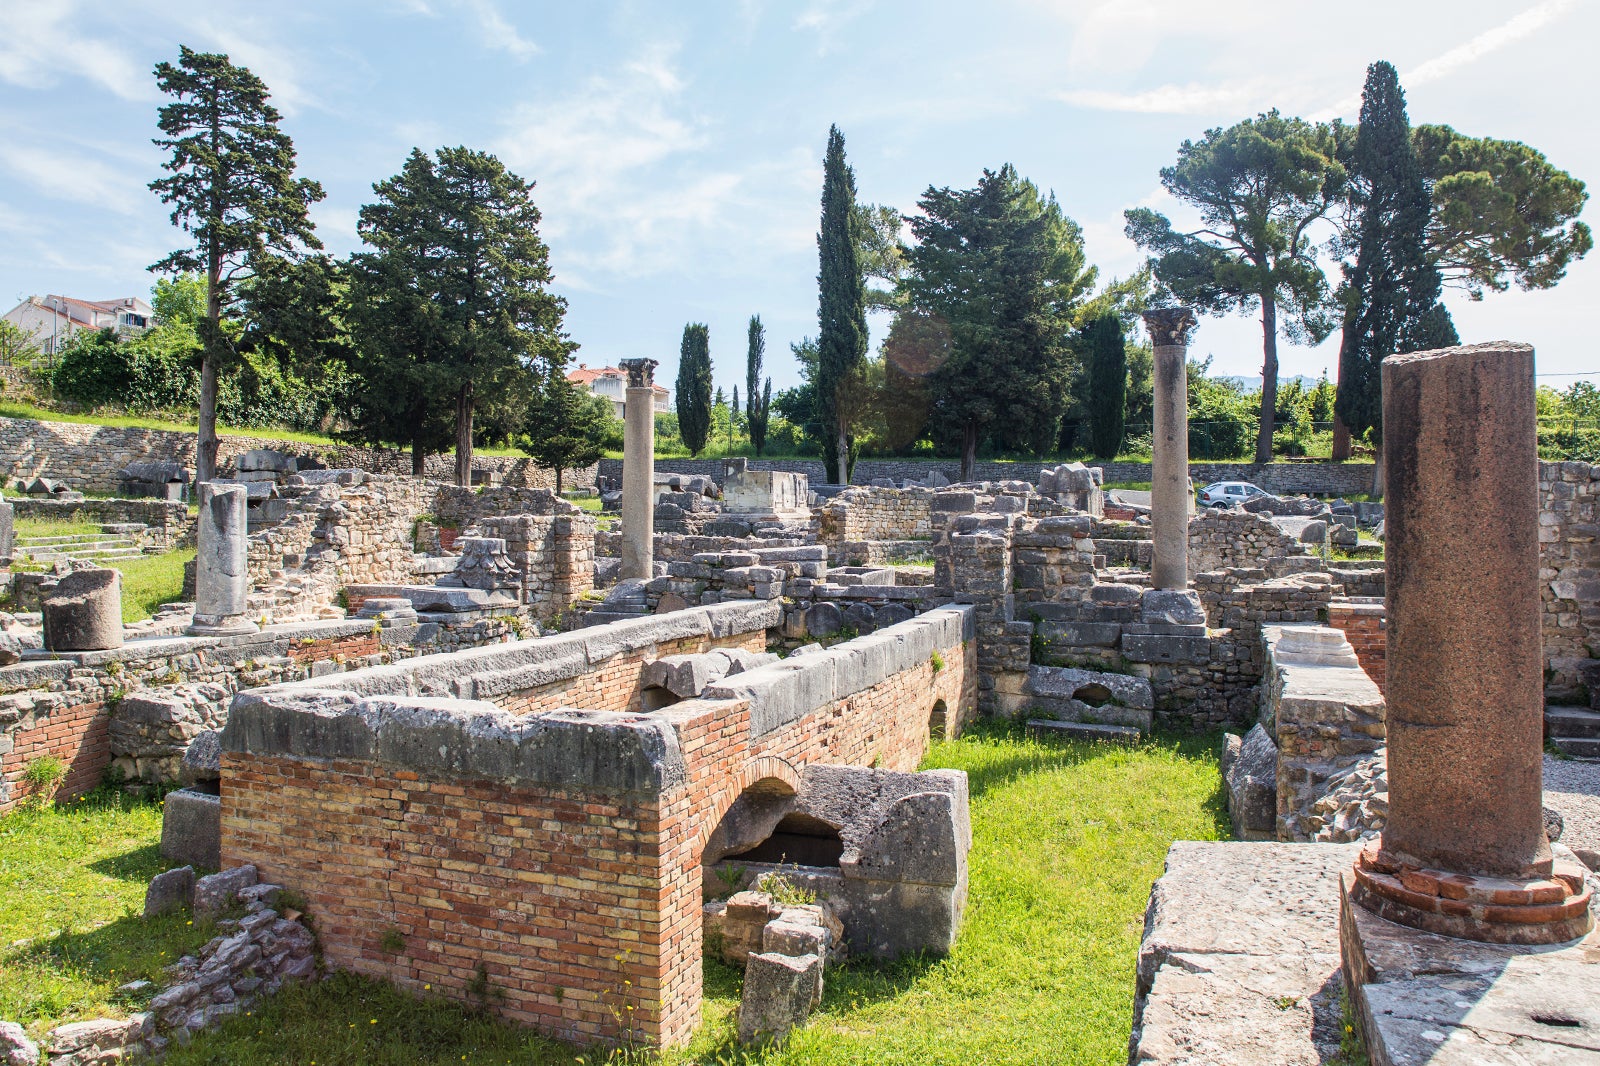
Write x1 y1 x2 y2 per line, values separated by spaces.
816 124 868 484
1084 313 1127 460
1335 61 1458 452
745 314 772 456
675 322 712 457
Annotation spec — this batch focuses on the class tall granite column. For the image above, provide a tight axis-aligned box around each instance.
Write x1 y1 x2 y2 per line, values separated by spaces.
187 482 258 635
619 358 658 582
1143 307 1198 591
1350 342 1591 943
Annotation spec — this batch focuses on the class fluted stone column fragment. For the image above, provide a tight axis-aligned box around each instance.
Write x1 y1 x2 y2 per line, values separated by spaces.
188 482 258 635
620 358 658 582
1142 307 1198 591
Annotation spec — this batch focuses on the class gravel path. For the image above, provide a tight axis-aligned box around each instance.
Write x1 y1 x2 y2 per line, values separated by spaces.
1545 754 1600 865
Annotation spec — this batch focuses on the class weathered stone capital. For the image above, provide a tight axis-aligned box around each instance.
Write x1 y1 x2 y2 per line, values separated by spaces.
620 358 658 388
1142 307 1198 348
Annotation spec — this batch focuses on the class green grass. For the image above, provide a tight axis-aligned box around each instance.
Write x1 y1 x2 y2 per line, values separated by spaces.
114 549 195 623
1101 480 1152 492
0 791 220 1041
7 517 192 621
202 726 1224 1064
3 724 1225 1064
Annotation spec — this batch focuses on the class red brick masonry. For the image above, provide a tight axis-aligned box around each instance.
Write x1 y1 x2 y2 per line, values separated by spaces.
1327 601 1386 694
220 600 976 1046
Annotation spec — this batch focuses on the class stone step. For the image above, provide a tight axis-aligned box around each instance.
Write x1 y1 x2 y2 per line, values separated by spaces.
1550 736 1600 760
1025 719 1142 745
18 534 138 547
1546 706 1600 739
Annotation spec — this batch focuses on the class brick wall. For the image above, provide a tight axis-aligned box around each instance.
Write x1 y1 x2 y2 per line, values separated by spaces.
0 701 107 807
0 617 538 814
219 603 976 1047
1327 601 1387 694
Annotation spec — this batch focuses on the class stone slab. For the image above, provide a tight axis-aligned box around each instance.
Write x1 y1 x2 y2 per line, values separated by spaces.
1131 841 1362 1064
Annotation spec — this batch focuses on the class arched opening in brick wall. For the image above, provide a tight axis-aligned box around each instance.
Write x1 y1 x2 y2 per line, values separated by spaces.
929 698 949 739
723 812 844 868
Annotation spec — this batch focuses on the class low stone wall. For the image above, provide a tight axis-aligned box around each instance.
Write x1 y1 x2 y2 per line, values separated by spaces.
0 614 540 813
11 496 193 547
815 486 933 548
219 602 976 1047
0 415 586 494
1260 626 1385 842
598 457 1378 496
1188 508 1318 576
1540 460 1600 701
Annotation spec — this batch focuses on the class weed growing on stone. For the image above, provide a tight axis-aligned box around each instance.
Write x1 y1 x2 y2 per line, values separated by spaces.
929 650 944 673
758 866 818 907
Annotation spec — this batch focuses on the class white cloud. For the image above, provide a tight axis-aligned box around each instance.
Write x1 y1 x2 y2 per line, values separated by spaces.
1057 82 1266 116
1 144 146 214
0 1 149 99
1314 1 1579 118
459 0 539 59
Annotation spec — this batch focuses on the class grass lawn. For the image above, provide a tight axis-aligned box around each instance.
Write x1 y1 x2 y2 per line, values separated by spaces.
0 791 220 1043
4 723 1226 1065
115 549 195 623
8 517 192 622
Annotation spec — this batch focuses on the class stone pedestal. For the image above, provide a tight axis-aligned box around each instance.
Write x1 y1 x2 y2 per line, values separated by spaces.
188 482 258 636
1143 307 1197 591
620 358 658 582
42 567 123 651
0 494 13 563
1351 342 1591 944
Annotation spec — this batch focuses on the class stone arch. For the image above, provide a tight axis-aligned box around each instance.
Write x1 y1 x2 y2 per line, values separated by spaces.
929 698 950 740
697 756 803 867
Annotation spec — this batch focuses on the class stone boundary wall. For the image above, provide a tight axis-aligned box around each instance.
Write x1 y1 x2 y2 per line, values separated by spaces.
1189 508 1318 576
0 616 525 814
0 415 590 493
598 457 1377 496
1540 460 1600 701
219 603 976 1046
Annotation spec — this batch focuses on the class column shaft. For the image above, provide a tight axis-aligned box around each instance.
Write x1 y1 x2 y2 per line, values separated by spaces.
620 385 656 582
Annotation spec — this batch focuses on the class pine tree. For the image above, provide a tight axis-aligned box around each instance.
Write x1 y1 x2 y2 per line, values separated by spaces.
816 125 868 484
675 323 712 456
906 164 1094 479
745 315 772 456
348 147 571 485
1084 313 1127 460
149 46 324 482
520 368 621 493
1335 62 1458 454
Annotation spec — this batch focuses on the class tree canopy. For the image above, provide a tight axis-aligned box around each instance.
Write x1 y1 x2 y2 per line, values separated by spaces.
675 322 712 457
905 163 1097 479
1334 62 1457 451
1083 314 1127 460
1125 110 1348 464
520 369 621 493
348 146 571 484
150 44 324 481
745 315 772 456
816 125 869 483
1413 124 1591 299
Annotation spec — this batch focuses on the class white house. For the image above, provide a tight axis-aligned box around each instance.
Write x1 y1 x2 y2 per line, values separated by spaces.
566 364 671 419
2 295 155 357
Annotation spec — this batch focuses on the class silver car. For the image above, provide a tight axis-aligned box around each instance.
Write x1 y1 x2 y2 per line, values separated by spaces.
1198 481 1267 508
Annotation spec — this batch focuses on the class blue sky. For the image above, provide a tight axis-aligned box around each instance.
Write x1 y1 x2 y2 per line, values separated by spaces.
2 0 1596 395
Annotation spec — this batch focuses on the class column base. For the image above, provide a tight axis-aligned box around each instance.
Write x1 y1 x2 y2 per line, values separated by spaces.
186 615 260 637
1349 841 1593 945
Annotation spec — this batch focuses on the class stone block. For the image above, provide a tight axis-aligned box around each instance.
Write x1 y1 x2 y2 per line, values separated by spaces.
1139 588 1206 626
192 865 257 919
1121 633 1210 664
1225 724 1277 840
180 731 222 787
145 865 196 917
737 952 822 1045
161 788 222 871
0 1020 38 1066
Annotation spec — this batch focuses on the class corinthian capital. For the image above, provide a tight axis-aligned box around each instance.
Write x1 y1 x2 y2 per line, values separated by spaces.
1141 307 1198 347
619 358 658 388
